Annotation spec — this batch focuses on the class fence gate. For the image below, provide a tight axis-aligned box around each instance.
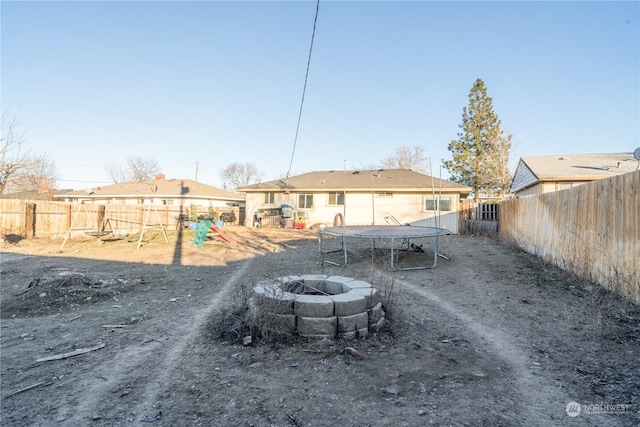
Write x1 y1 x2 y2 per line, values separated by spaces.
458 202 499 235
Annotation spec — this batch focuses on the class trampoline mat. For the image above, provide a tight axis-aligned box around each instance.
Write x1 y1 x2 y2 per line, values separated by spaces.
321 225 451 239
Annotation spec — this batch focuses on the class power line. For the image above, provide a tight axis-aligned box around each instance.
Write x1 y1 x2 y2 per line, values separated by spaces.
286 0 320 180
57 178 112 184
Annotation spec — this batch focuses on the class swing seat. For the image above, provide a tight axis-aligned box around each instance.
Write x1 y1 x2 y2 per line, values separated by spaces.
85 231 113 238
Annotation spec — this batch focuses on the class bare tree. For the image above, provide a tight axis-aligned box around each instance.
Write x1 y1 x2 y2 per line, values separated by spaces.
9 152 58 194
220 162 262 191
1 112 57 196
480 133 513 198
105 163 130 184
105 156 161 183
381 146 428 173
128 156 160 181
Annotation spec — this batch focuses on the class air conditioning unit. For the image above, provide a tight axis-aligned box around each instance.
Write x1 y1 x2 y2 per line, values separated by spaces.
295 211 307 219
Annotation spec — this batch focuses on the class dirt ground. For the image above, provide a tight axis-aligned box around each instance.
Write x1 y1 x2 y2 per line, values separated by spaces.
1 226 638 427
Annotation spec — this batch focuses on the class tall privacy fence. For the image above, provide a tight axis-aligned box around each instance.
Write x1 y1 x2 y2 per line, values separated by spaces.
499 171 639 305
0 200 240 240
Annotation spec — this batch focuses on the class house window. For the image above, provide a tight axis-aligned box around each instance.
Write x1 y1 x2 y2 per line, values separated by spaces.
425 197 451 212
298 193 313 209
328 192 344 206
376 192 393 198
264 192 275 204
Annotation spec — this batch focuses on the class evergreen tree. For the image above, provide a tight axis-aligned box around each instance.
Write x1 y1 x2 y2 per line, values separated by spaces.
444 78 512 200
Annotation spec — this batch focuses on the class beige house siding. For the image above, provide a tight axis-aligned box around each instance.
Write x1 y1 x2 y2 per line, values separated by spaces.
246 190 463 233
515 181 590 197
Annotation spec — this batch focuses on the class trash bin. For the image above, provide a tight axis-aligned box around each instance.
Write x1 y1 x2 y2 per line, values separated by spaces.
281 204 294 218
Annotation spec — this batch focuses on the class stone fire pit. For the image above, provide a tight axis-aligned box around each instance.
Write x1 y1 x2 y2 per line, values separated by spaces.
252 275 385 339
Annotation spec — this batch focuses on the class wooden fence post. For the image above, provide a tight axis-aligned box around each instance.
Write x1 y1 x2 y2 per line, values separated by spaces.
65 204 72 232
138 205 144 235
24 203 36 239
97 205 106 231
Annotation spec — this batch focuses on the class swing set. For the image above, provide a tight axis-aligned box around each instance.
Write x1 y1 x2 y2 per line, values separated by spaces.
60 202 168 250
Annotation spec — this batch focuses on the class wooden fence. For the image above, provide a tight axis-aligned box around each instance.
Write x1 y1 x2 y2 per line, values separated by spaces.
0 200 241 240
499 171 639 304
458 202 500 235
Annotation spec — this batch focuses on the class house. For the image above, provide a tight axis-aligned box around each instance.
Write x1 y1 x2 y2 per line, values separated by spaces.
510 153 639 197
237 169 472 233
56 174 245 223
1 182 67 201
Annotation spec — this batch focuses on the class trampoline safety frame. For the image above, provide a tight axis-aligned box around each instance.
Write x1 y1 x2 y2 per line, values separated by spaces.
318 225 452 271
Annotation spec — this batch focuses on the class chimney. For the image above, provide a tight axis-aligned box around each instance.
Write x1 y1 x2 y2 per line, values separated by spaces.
155 173 166 180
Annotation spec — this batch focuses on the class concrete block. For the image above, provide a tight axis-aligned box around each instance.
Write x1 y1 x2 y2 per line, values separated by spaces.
277 275 304 284
325 276 356 294
330 293 367 316
339 327 369 339
325 275 356 284
337 312 369 335
368 301 384 324
253 285 296 314
300 274 328 283
297 316 337 337
343 280 373 290
370 317 386 332
299 275 330 294
294 295 335 317
350 287 380 308
324 280 346 295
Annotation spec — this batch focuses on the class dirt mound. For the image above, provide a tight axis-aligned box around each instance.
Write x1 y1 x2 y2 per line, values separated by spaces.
2 272 139 318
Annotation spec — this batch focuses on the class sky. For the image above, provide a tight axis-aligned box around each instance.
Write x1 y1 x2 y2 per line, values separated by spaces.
2 0 639 190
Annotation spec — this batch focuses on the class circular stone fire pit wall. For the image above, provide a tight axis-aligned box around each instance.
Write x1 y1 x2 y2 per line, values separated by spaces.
252 275 385 339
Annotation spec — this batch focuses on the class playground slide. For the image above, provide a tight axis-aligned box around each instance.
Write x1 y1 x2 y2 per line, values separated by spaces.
209 224 236 244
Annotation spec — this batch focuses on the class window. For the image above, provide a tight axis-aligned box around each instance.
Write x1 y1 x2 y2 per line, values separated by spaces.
328 192 344 206
264 192 275 204
425 197 451 212
376 192 393 198
298 193 313 209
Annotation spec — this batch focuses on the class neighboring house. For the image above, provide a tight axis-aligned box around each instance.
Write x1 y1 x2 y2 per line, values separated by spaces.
56 174 245 221
237 169 472 233
1 183 66 201
510 153 638 197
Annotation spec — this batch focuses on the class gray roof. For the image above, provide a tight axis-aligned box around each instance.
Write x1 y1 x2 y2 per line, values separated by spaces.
510 152 638 193
238 169 472 194
60 179 244 201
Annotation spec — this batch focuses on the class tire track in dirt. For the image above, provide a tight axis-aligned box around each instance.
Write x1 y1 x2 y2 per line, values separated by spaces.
396 277 613 426
67 257 254 424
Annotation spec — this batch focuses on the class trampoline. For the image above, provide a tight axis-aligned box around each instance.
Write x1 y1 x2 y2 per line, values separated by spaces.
318 225 452 270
